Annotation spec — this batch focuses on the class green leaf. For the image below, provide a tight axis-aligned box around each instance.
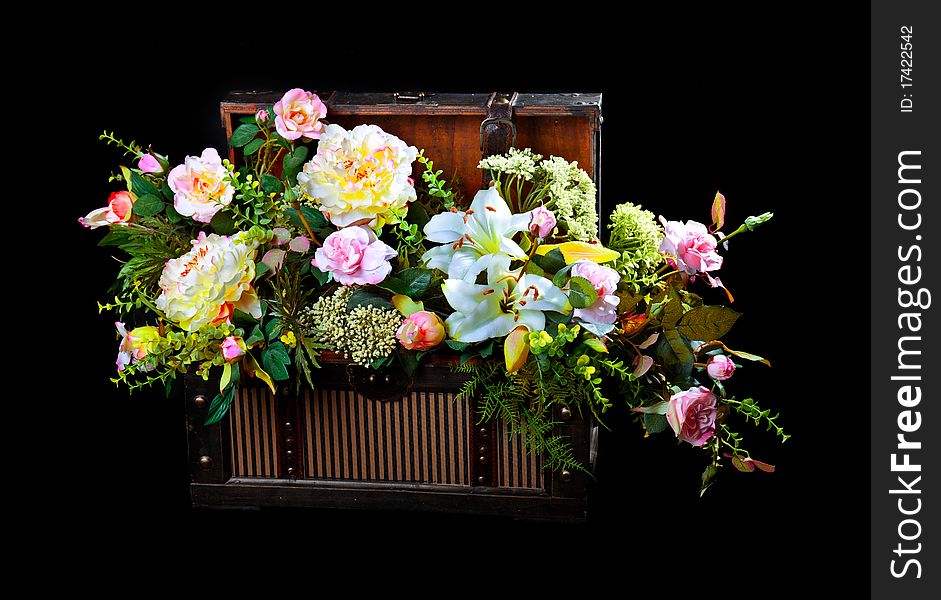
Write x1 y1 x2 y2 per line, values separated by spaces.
245 324 265 346
261 341 291 381
97 229 133 248
347 288 395 311
660 298 683 329
406 201 430 231
230 123 259 148
731 455 756 473
285 206 331 237
446 340 471 351
204 384 237 426
311 266 331 286
676 306 742 340
654 329 694 381
531 248 566 275
160 181 175 202
283 145 309 169
210 210 237 235
478 340 495 359
164 204 183 224
254 261 270 281
583 338 608 353
377 268 433 299
700 464 718 497
551 263 577 289
399 349 421 378
131 194 165 217
243 138 264 156
643 413 669 434
265 318 284 341
567 276 599 309
220 362 234 394
130 172 159 198
261 174 283 193
232 309 259 328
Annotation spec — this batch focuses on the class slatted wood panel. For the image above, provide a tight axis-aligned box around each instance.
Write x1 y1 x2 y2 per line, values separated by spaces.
229 386 279 477
300 388 472 485
495 419 544 489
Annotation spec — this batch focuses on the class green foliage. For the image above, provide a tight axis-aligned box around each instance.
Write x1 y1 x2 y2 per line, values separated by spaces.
230 123 260 147
725 397 790 443
132 194 165 217
223 170 283 229
676 305 741 340
100 223 192 295
376 268 434 299
416 150 460 210
205 383 238 426
99 131 142 157
261 341 291 381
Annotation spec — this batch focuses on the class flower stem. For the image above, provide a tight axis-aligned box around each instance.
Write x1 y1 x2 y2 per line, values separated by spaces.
292 200 322 247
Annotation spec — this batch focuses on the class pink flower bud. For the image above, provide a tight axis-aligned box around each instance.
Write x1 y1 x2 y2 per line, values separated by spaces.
706 354 735 381
256 109 269 123
138 153 163 174
528 205 557 239
396 311 446 351
221 336 246 362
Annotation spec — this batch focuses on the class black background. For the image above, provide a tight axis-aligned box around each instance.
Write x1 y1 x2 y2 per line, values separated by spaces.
54 14 865 588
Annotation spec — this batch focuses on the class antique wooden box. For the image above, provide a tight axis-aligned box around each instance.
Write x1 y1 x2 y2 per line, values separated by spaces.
184 91 602 521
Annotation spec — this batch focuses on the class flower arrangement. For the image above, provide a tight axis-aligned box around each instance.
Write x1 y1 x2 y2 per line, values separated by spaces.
84 88 782 493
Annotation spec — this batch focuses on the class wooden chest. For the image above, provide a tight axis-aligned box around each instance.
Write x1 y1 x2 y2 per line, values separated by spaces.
185 91 602 521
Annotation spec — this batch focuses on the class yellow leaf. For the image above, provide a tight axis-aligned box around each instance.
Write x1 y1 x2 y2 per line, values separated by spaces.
243 352 276 394
392 294 424 317
504 326 531 373
220 362 232 394
535 241 619 264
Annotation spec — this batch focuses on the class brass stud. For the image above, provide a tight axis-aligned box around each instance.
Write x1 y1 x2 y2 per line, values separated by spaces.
285 438 294 446
284 422 293 430
280 386 289 396
368 374 377 383
286 450 293 457
560 407 572 421
495 96 510 105
560 469 572 482
287 467 295 476
193 395 207 409
478 427 488 437
384 374 391 383
479 455 487 464
477 476 487 484
479 445 487 454
198 455 213 471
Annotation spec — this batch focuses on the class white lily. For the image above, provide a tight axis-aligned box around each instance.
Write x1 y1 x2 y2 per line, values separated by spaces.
423 187 531 282
442 270 571 343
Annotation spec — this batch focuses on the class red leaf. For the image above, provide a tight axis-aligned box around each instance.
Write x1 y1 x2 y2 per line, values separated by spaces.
751 459 776 473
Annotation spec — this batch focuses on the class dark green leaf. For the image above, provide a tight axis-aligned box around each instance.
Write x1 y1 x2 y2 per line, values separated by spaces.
406 201 430 231
532 248 565 275
261 174 283 193
254 261 270 281
568 276 599 309
700 464 718 496
478 340 495 359
243 138 264 156
399 349 420 378
545 310 572 325
164 204 183 223
265 318 284 341
230 123 259 147
643 413 669 434
446 340 471 351
204 384 237 426
245 324 265 346
660 298 683 329
283 145 309 169
551 263 577 289
131 194 165 217
377 268 433 299
347 288 394 311
160 182 175 201
654 329 694 381
232 309 259 327
311 266 331 286
130 172 159 197
97 229 134 248
262 341 291 381
210 210 237 235
676 305 742 340
285 206 331 237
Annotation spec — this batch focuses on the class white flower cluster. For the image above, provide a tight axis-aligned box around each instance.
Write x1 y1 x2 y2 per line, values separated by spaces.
538 156 598 242
298 287 402 366
478 147 542 181
607 201 664 285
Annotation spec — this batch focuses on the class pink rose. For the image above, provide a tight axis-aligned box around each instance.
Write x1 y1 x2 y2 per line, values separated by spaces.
528 205 557 239
221 336 246 362
256 109 269 123
666 386 718 447
570 259 621 324
397 311 446 351
274 88 327 141
312 226 396 285
706 354 735 381
138 153 163 174
79 191 136 229
659 218 723 276
167 148 233 223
